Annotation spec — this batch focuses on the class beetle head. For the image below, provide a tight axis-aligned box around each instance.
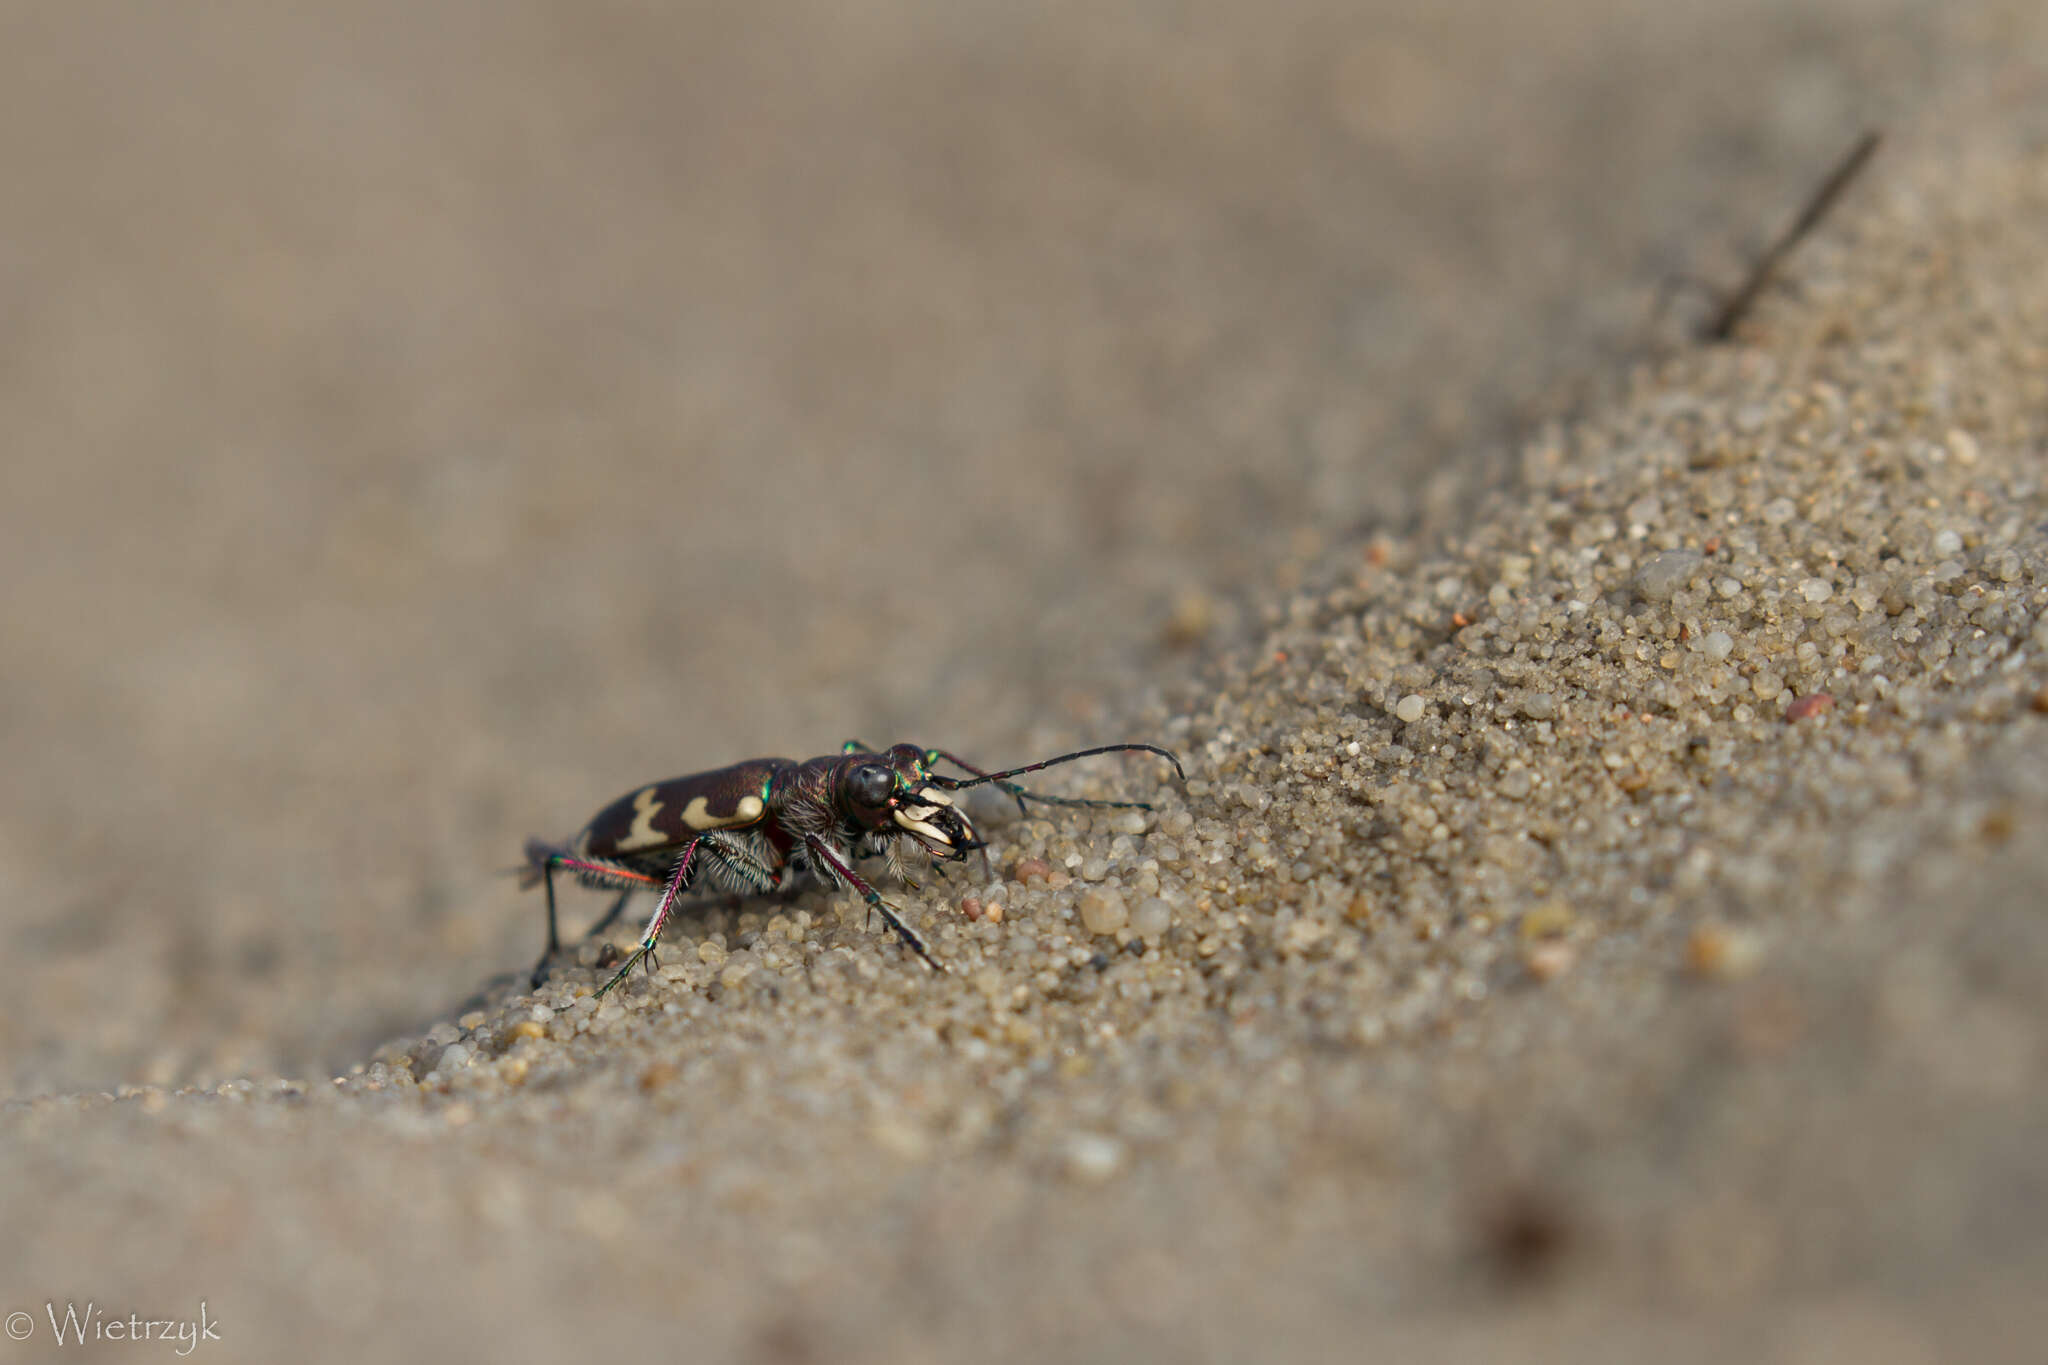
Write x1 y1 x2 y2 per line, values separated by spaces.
835 745 984 862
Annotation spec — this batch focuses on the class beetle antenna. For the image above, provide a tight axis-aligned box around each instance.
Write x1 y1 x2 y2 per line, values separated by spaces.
931 744 1185 808
1702 128 1881 342
923 748 1032 814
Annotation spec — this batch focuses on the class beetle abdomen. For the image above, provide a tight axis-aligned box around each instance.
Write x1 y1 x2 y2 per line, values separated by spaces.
580 758 796 859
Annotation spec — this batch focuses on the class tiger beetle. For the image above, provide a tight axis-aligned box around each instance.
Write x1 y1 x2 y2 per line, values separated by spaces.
522 741 1185 996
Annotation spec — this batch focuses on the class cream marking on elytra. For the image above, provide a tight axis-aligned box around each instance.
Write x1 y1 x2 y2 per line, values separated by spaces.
681 793 765 831
615 786 668 852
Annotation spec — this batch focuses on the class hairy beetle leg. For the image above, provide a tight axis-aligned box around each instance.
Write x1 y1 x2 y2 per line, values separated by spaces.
593 838 702 999
805 834 943 972
586 836 784 998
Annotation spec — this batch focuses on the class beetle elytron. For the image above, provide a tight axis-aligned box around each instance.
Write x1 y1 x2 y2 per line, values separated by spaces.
522 741 1185 996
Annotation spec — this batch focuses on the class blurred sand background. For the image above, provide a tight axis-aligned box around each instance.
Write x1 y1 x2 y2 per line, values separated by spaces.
3 1 2045 1360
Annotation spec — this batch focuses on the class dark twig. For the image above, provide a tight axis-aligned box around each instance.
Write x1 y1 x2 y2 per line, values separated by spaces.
1702 129 1882 342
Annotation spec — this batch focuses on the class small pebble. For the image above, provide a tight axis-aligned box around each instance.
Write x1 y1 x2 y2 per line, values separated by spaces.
1635 548 1703 601
1163 590 1215 646
1785 693 1835 722
1521 693 1557 720
1525 942 1576 982
1686 925 1763 979
1798 578 1833 604
1519 902 1577 940
1062 1133 1126 1183
1132 897 1173 941
1079 889 1129 935
1013 858 1054 885
871 1118 931 1162
1700 630 1735 660
1395 694 1427 723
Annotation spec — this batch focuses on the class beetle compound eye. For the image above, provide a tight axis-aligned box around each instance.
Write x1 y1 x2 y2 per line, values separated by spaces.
849 764 894 809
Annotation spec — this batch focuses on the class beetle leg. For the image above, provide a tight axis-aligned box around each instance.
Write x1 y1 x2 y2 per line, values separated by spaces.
595 839 702 998
526 840 667 987
530 877 562 989
532 887 639 987
521 837 572 962
699 830 781 895
582 888 635 939
527 845 667 895
543 861 560 958
804 835 943 972
587 835 783 998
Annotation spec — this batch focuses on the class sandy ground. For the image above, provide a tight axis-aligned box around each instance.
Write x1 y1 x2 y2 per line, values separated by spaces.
3 2 2046 1361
